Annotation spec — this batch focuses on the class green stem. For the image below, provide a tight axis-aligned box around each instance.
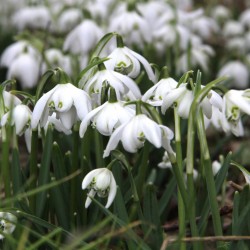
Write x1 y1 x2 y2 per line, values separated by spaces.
70 126 79 227
197 111 224 249
94 130 104 167
30 129 39 212
174 109 186 250
2 126 12 199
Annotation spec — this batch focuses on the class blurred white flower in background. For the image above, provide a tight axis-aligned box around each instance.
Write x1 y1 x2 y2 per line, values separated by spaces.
211 5 231 24
217 61 249 89
222 20 244 38
239 9 250 29
82 168 117 208
0 212 17 240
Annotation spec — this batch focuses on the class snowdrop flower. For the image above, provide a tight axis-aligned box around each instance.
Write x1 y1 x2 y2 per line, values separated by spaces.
63 20 104 55
79 67 141 105
158 151 175 169
108 11 151 48
212 160 222 176
103 114 174 157
142 77 178 106
79 100 135 137
104 45 156 82
12 6 51 31
222 21 244 38
217 61 249 89
1 104 32 152
0 212 17 240
2 91 21 112
57 8 83 33
161 83 222 119
240 9 250 29
42 49 72 76
7 53 40 89
82 168 117 208
211 5 231 24
31 83 92 130
222 89 250 136
0 41 39 68
191 16 219 40
226 37 247 55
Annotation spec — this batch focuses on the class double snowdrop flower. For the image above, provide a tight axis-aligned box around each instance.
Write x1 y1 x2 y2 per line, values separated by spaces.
79 67 141 105
31 83 92 130
79 100 135 137
222 89 250 136
142 77 178 106
82 168 117 208
104 46 156 83
0 212 17 240
103 114 174 157
1 104 32 152
161 83 223 119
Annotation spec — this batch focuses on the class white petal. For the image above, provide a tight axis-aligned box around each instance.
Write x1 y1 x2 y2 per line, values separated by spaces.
105 174 117 208
24 128 32 153
85 189 96 208
58 108 77 130
82 169 103 189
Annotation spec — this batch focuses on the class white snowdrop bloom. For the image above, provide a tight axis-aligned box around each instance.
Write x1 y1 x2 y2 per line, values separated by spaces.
0 41 39 68
158 151 175 169
161 83 222 119
7 53 40 89
79 101 135 137
2 91 21 111
103 114 174 157
79 68 141 105
31 83 92 130
63 20 104 55
12 6 51 31
42 49 72 76
211 5 231 23
212 160 222 176
222 20 244 38
191 16 219 40
204 106 223 131
1 104 32 135
82 168 117 208
108 11 151 48
217 61 249 89
240 9 250 29
0 212 17 240
57 8 83 33
222 89 250 136
104 46 156 82
142 77 178 106
176 25 195 51
226 37 247 55
175 0 193 10
177 44 215 74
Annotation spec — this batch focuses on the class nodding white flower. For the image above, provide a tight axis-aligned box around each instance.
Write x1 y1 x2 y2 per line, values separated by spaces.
82 168 117 208
222 89 250 136
42 49 72 77
177 44 215 74
79 101 135 137
226 37 247 56
191 16 219 40
142 77 178 106
12 6 51 31
79 68 141 105
211 5 231 23
108 11 151 48
1 104 32 135
158 151 175 169
57 8 83 33
240 9 250 29
161 83 222 119
212 160 222 176
104 46 156 83
1 104 32 152
0 41 39 68
103 114 174 157
31 83 92 130
7 53 40 89
2 91 21 111
63 20 104 54
0 212 17 240
222 21 244 38
217 61 249 89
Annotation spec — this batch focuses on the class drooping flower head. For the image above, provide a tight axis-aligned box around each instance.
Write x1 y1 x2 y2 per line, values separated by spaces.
82 168 117 208
0 212 17 240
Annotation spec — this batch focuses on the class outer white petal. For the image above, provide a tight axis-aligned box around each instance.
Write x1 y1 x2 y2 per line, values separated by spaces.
82 169 103 189
24 128 32 153
128 48 156 82
103 123 127 158
160 125 175 154
85 189 96 208
3 91 21 108
31 87 58 128
140 115 162 148
58 108 77 130
142 83 160 102
178 91 193 118
105 174 117 208
79 104 106 138
1 113 9 127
